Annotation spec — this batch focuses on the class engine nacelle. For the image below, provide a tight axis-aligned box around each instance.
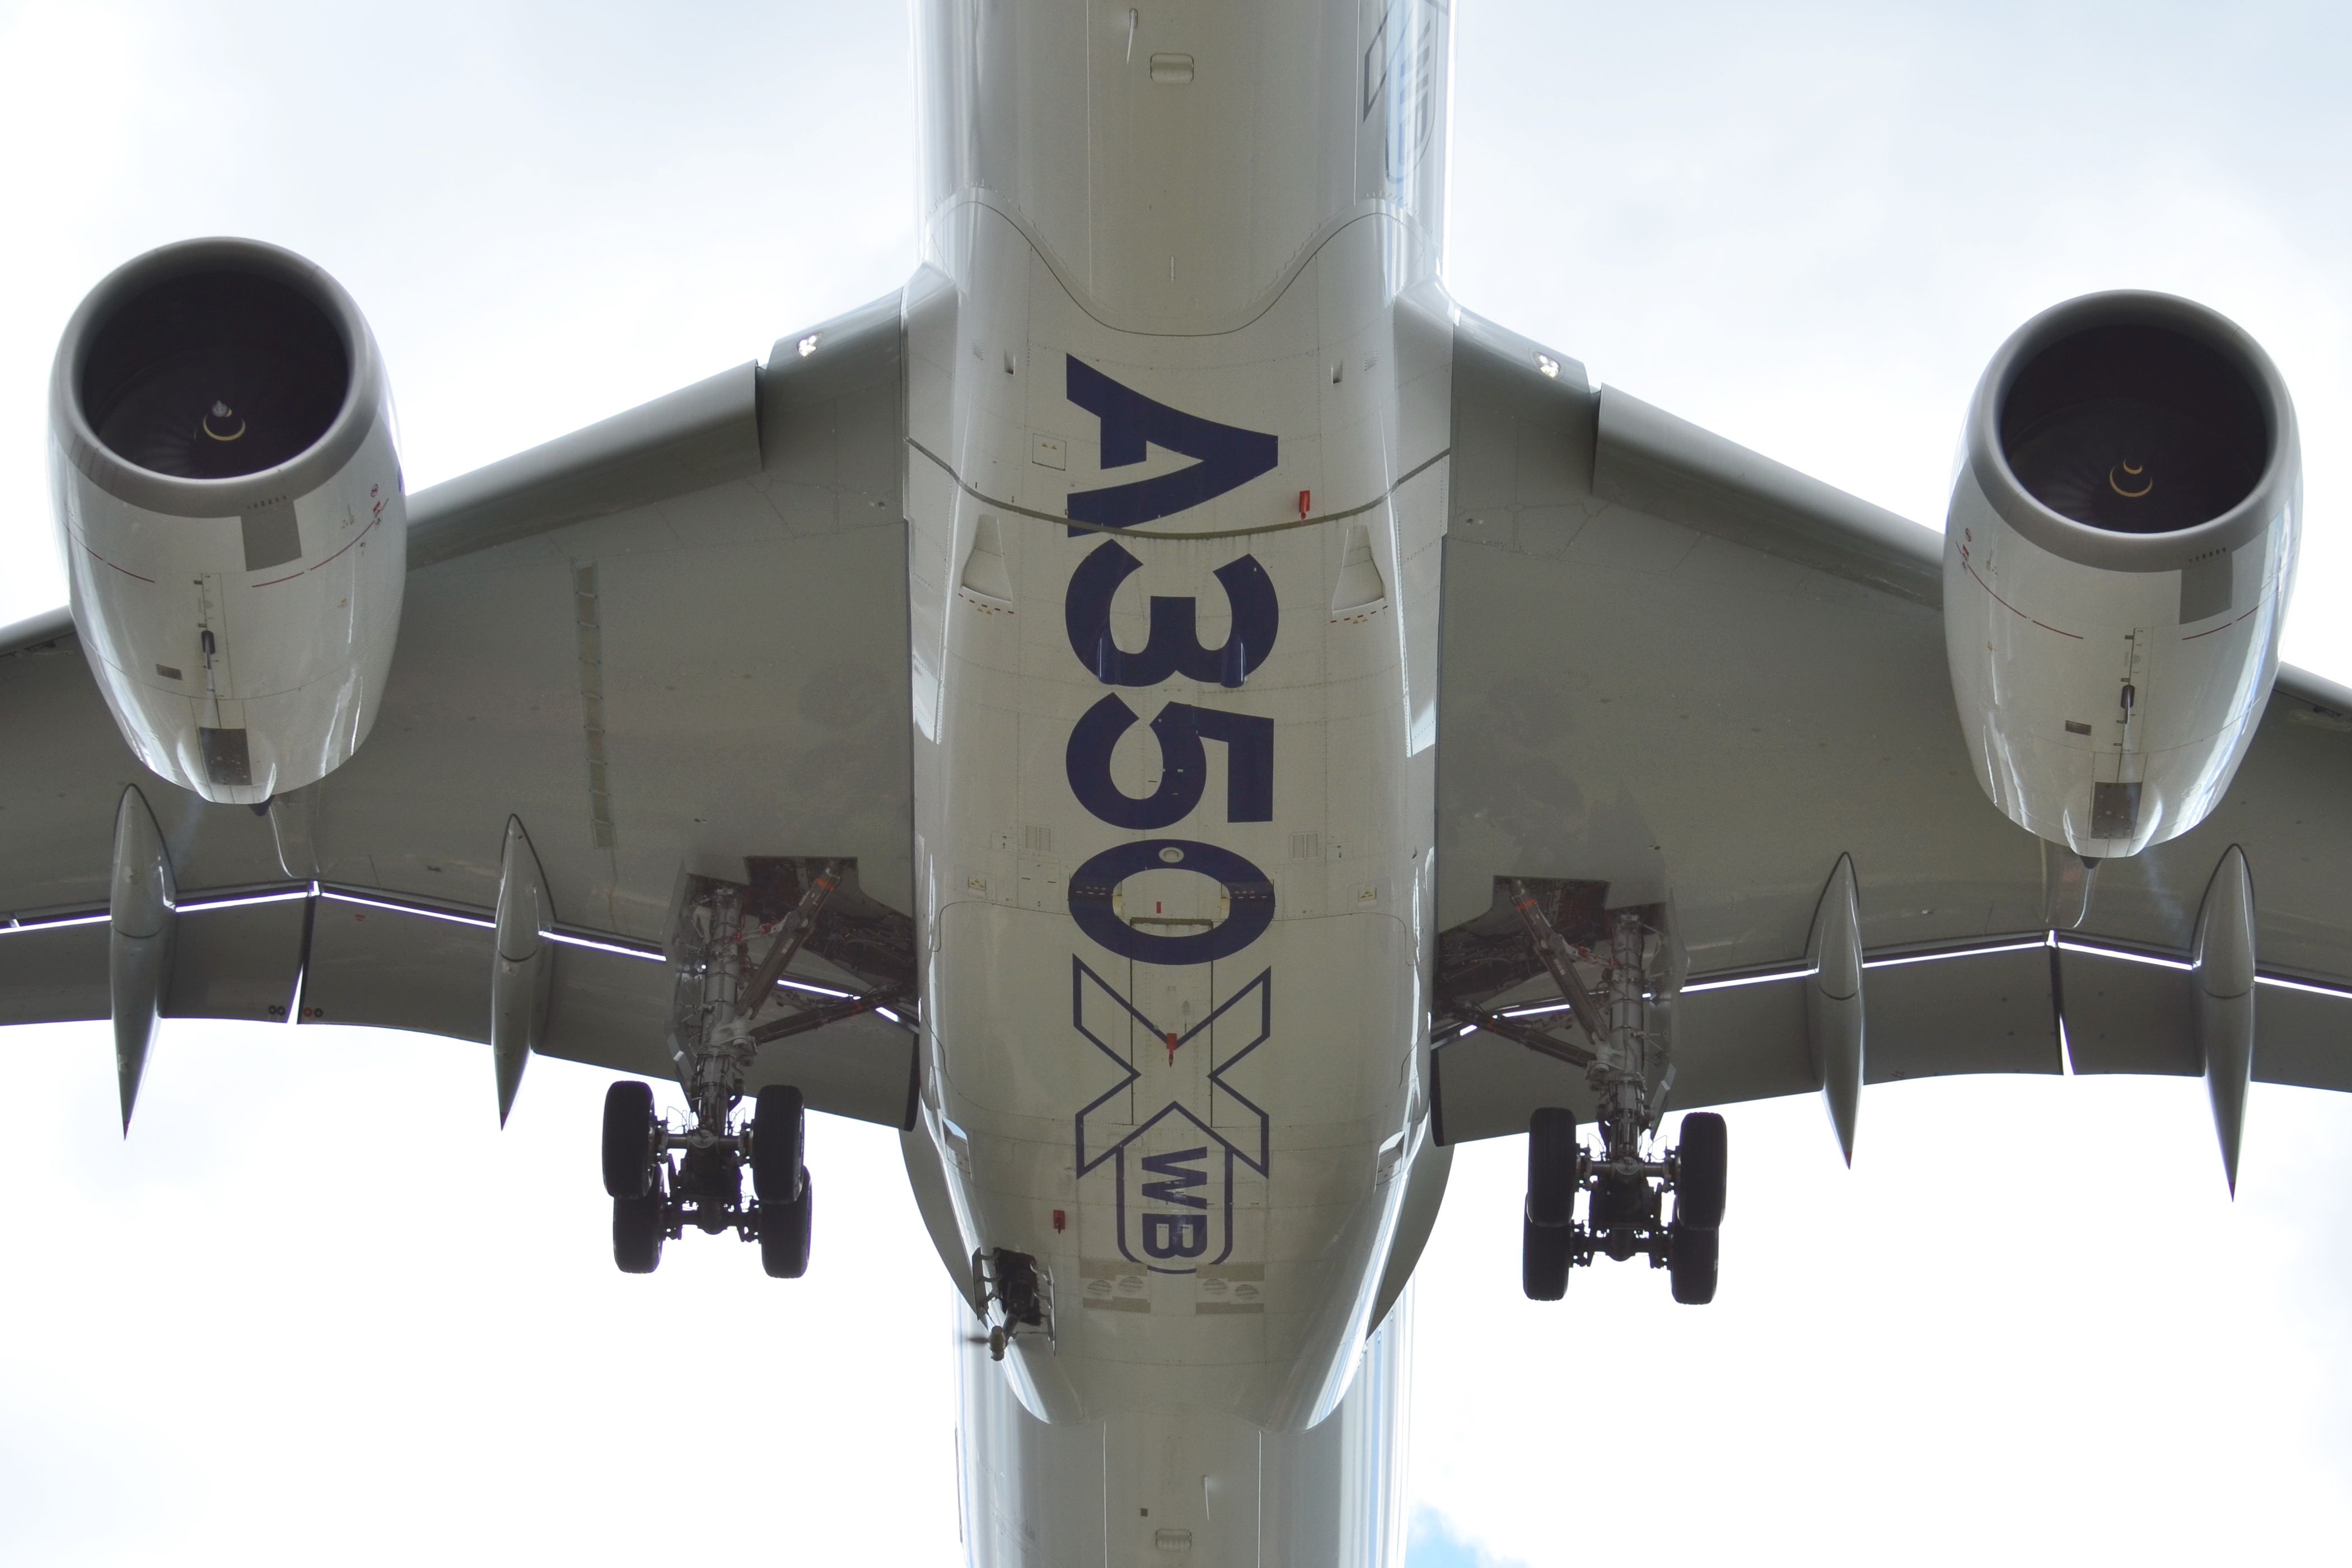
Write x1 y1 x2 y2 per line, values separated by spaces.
1944 291 2300 858
49 238 405 806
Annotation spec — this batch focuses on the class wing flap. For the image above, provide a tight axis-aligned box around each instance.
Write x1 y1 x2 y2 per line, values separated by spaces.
303 896 495 1042
2056 947 2199 1076
2253 982 2352 1092
1867 943 2060 1082
163 897 307 1022
0 921 106 1026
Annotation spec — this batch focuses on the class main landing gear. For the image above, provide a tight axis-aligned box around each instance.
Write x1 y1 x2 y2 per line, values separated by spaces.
598 863 860 1278
1479 881 1731 1305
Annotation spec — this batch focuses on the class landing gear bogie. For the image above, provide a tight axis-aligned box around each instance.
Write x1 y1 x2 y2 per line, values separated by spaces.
1518 1108 1729 1302
599 1093 822 1279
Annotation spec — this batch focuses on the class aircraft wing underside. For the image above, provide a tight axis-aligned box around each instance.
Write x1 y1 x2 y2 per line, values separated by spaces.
0 293 923 1128
1429 310 2352 1143
10 289 2352 1144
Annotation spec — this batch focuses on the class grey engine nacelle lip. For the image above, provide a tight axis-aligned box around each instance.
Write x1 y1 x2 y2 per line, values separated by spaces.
50 235 389 519
1965 288 2299 575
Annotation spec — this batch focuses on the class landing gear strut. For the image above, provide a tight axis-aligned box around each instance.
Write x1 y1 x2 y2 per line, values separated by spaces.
1500 885 1731 1304
597 865 846 1276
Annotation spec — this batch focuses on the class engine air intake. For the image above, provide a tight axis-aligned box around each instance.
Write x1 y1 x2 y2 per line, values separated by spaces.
1999 321 2267 536
80 269 350 482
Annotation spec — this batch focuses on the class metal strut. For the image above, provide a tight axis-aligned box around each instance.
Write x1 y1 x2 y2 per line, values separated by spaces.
1505 878 1611 1045
740 860 843 1023
646 862 865 1248
1503 880 1670 1164
669 859 845 1134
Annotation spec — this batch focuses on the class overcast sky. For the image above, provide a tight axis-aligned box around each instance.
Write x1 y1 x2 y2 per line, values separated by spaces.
4 3 2351 1565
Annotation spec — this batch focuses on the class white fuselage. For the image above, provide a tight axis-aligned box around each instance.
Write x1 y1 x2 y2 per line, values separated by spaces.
899 2 1455 1561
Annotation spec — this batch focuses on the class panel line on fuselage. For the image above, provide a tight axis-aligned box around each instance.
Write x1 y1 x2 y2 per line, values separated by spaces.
906 437 1451 542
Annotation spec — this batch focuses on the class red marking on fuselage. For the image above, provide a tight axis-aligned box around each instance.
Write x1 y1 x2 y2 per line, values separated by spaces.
80 539 155 584
1965 560 2083 639
2182 605 2264 642
252 514 381 587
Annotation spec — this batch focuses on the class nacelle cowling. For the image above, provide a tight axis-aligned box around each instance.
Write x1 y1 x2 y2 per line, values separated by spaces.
49 238 405 806
1944 291 2300 858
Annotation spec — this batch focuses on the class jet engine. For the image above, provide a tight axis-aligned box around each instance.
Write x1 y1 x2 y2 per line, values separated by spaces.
49 237 405 806
1943 291 2300 858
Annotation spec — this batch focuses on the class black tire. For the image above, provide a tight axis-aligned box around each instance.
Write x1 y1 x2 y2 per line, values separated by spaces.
1526 1107 1581 1228
1676 1111 1728 1231
759 1168 814 1279
1522 1213 1573 1300
601 1080 657 1199
1668 1223 1718 1305
751 1085 806 1204
612 1184 667 1275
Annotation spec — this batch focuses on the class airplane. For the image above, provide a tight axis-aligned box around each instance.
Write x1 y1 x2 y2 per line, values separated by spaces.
8 2 2351 1563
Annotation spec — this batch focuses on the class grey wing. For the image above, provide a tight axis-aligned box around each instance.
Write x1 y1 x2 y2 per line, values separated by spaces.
1429 308 2352 1143
0 292 921 1127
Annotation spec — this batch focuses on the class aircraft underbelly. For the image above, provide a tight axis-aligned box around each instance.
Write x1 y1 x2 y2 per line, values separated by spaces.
905 204 1447 1440
902 7 1455 1556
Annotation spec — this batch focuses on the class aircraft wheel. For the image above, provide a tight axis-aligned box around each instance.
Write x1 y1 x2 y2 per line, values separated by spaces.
1525 1106 1581 1227
759 1168 814 1279
612 1184 667 1275
601 1080 658 1199
752 1085 806 1203
1522 1213 1573 1300
1668 1223 1718 1305
1676 1112 1728 1230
